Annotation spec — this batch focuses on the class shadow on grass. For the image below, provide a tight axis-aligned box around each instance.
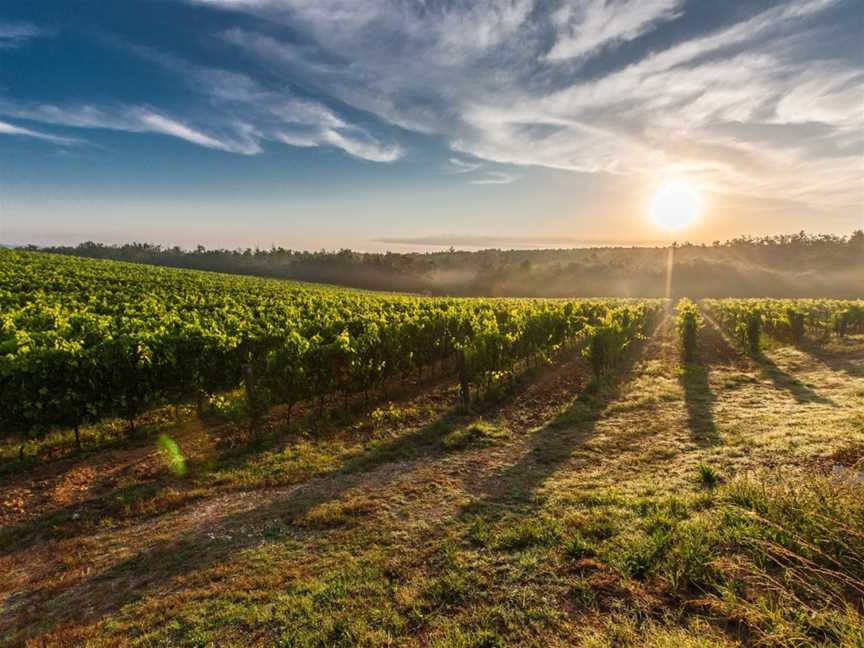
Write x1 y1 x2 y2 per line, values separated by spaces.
755 354 836 405
680 363 719 446
0 480 209 555
5 351 591 642
799 343 864 379
460 327 653 511
0 379 462 559
2 408 465 640
0 416 173 479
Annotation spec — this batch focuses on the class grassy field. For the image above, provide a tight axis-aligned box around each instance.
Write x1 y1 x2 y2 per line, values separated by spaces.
1 316 863 647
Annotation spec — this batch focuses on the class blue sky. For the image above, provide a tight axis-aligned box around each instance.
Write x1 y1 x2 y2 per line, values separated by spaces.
0 0 861 250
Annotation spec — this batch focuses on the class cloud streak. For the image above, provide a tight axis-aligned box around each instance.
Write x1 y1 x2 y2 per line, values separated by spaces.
107 40 404 162
0 119 78 145
0 91 401 162
546 0 684 61
0 21 53 49
0 102 260 154
0 33 403 162
467 172 520 185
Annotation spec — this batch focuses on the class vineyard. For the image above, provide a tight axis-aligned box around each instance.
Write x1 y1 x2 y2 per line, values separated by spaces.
1 250 661 455
1 251 863 647
702 298 864 354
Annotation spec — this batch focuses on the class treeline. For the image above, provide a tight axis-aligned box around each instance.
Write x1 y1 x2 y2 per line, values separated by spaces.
33 230 864 298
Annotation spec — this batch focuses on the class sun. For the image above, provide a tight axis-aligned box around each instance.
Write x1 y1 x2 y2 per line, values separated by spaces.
650 181 702 231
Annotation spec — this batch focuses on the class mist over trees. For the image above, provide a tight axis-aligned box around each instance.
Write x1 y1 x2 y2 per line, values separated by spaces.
35 231 863 298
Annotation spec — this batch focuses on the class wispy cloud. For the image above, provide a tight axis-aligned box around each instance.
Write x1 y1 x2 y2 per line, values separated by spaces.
0 88 399 161
0 34 402 161
447 158 482 174
137 111 262 154
446 157 518 184
204 0 860 209
546 0 684 61
0 102 260 154
467 171 520 185
0 119 78 145
0 21 53 49
319 128 402 162
103 39 403 162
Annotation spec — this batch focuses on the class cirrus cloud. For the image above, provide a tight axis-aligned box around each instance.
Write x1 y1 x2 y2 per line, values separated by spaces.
0 119 79 145
0 21 54 49
202 0 861 209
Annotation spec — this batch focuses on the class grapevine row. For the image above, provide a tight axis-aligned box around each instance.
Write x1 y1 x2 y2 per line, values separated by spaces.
0 250 661 450
695 298 863 356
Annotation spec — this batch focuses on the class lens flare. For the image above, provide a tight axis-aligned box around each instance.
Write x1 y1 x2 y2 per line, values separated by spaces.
158 434 187 476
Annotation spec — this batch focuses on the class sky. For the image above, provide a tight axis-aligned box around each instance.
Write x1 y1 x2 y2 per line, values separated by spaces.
0 0 862 251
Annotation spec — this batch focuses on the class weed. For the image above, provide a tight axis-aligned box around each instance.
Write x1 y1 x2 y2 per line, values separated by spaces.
442 420 508 450
696 462 722 487
425 572 471 607
495 516 563 550
370 403 419 428
563 533 596 559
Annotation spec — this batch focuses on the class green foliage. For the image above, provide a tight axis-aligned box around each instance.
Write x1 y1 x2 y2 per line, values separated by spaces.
369 403 418 428
675 298 703 363
0 249 662 447
583 303 654 379
206 394 246 421
702 300 762 354
704 298 864 352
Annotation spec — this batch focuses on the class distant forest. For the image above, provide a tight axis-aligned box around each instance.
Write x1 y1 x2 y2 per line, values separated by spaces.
35 231 863 298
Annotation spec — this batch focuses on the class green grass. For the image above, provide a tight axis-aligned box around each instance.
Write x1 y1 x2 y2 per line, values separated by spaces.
696 462 722 487
4 325 863 648
101 471 857 648
442 420 510 450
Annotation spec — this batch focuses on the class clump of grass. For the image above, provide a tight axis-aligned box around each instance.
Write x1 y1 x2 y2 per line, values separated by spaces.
550 399 599 427
614 528 673 579
696 462 721 487
296 497 374 529
495 516 563 550
580 615 738 648
442 420 508 450
466 518 493 547
424 571 471 607
431 628 505 648
563 533 597 559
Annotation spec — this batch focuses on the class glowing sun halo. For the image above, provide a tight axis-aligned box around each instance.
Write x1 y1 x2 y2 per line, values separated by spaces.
651 181 702 231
